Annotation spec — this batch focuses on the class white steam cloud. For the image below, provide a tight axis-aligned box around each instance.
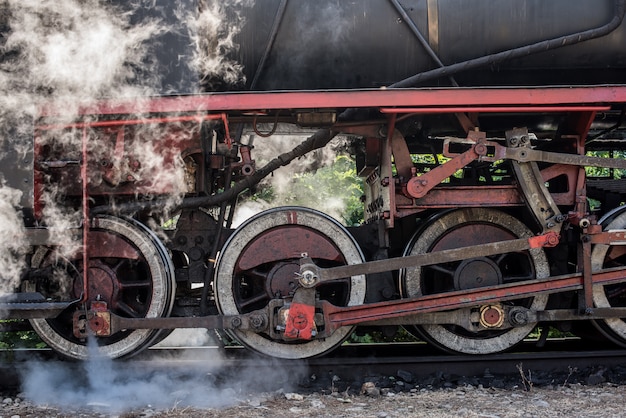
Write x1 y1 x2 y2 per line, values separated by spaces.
1 1 310 414
232 134 359 227
0 0 172 273
20 340 306 413
0 185 27 294
188 0 254 89
3 0 165 104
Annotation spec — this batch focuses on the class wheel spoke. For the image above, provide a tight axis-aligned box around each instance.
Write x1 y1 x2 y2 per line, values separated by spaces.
427 264 455 277
592 209 626 347
214 207 366 359
118 281 151 290
494 253 508 265
111 258 126 273
401 208 549 355
28 216 174 360
237 292 269 310
116 301 142 318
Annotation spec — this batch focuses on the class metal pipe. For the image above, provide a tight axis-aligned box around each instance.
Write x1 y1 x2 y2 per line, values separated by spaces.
91 127 336 215
249 0 288 89
388 0 458 87
391 0 626 88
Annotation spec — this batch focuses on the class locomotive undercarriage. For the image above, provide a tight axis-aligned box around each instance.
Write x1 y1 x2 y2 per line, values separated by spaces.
3 86 626 360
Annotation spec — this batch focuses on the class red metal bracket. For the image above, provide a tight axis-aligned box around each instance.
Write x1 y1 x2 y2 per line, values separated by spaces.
283 287 317 341
73 300 111 338
403 131 486 199
528 232 560 248
283 302 316 340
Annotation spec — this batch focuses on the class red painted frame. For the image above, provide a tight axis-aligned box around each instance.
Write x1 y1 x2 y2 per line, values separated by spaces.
38 86 626 118
35 85 626 313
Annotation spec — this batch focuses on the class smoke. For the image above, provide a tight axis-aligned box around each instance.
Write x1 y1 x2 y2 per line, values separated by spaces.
20 337 306 413
2 0 167 104
0 0 249 265
232 134 361 227
0 0 171 271
0 184 26 295
187 0 254 90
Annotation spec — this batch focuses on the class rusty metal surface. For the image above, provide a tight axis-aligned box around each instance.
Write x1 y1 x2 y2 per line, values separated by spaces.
37 86 626 117
310 235 557 283
322 266 626 331
69 266 626 336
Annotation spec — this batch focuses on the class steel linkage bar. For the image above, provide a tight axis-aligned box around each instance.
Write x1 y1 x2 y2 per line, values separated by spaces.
321 266 626 334
299 233 559 284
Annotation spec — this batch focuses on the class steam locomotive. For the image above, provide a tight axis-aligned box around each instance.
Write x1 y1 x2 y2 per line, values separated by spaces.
2 0 626 360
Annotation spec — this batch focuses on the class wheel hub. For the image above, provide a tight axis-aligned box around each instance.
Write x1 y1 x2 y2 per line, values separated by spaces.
453 257 502 290
265 261 300 298
73 260 120 307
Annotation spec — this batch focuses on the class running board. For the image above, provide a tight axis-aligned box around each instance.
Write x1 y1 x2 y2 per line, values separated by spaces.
0 292 76 320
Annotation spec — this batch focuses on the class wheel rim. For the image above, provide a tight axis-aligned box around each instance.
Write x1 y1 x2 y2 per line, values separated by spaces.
27 216 175 360
401 208 549 354
214 207 365 359
592 208 626 346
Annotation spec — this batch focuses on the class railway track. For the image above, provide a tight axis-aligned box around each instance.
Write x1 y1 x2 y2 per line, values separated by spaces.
2 339 625 393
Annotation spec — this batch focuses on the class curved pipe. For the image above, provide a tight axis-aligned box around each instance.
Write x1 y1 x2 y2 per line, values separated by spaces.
391 0 626 88
249 0 288 89
91 127 337 215
388 0 459 87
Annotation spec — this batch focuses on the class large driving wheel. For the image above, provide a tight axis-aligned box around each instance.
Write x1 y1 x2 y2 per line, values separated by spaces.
401 208 549 354
27 216 176 360
214 207 366 359
591 207 626 346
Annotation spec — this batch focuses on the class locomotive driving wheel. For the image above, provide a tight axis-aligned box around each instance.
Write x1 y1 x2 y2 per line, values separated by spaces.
214 206 366 359
27 216 175 360
401 208 549 354
591 208 626 346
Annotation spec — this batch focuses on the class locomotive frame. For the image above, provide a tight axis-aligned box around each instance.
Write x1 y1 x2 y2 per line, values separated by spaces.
3 84 626 359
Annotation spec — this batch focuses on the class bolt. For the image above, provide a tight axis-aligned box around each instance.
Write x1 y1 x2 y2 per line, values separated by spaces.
231 317 242 329
510 309 528 326
555 214 568 223
250 314 265 330
300 271 317 287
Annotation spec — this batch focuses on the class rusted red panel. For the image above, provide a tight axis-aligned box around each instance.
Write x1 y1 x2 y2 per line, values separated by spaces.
380 106 611 114
38 86 626 118
236 226 342 271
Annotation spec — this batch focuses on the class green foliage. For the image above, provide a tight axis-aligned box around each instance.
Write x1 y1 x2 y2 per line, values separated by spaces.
0 320 46 349
0 328 46 349
346 327 420 344
586 150 626 179
256 154 364 225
